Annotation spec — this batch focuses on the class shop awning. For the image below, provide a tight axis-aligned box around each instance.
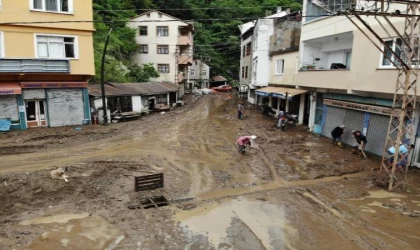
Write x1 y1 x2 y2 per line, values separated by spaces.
0 83 21 95
255 87 284 96
272 88 308 99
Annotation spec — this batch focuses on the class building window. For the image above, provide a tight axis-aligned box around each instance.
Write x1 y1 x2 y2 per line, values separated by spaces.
139 26 148 36
36 35 77 59
246 43 251 56
158 64 170 73
157 45 169 54
242 46 245 57
245 66 248 79
0 32 4 58
190 69 195 76
138 44 148 54
201 70 207 76
157 26 169 36
381 38 402 67
275 59 284 75
31 0 72 13
158 13 163 18
242 67 245 78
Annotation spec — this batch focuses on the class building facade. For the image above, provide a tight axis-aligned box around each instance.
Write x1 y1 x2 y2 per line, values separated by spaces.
239 22 254 100
188 60 210 89
128 10 194 97
0 0 95 130
296 0 420 161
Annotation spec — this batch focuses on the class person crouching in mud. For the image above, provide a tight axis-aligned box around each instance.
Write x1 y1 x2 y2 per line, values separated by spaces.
237 135 257 154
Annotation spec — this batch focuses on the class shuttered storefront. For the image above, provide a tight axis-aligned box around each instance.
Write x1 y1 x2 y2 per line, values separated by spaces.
47 89 84 127
365 114 390 156
322 106 345 139
0 95 19 120
23 89 45 100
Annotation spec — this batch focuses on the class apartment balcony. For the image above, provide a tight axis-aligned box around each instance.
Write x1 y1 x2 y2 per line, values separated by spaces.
297 69 352 89
178 55 193 65
177 73 184 82
178 36 192 46
0 59 70 73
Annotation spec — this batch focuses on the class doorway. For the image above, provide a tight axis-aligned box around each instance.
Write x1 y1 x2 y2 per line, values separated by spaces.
149 98 155 111
26 100 47 127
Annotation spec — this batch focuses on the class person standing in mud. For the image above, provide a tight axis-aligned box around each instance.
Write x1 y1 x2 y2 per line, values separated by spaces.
331 125 345 148
351 130 367 156
237 135 257 154
237 102 244 120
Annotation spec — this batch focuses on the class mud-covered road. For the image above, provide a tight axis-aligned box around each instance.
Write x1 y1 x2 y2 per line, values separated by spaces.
1 93 420 250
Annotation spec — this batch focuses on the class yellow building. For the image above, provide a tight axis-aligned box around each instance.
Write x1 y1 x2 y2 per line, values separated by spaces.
0 0 95 130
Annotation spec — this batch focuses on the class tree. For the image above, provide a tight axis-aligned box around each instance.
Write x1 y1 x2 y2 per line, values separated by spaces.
128 64 160 82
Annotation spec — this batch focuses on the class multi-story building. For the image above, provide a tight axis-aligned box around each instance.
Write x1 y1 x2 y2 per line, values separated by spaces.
128 10 194 97
238 22 254 99
188 60 210 89
296 0 420 160
0 0 95 130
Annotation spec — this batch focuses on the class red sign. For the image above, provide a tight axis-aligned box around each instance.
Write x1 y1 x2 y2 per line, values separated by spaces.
20 82 88 88
0 83 22 95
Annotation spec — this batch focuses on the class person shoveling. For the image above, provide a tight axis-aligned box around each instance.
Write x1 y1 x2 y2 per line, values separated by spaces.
331 125 345 148
50 167 69 182
237 135 257 154
351 130 367 158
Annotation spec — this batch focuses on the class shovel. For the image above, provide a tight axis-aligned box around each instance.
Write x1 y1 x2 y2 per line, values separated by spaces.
359 145 367 159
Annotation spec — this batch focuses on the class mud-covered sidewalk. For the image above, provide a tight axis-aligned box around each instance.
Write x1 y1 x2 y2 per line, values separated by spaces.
1 94 420 250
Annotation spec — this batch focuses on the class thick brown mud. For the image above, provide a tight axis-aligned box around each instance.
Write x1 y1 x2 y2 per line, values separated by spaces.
1 94 420 250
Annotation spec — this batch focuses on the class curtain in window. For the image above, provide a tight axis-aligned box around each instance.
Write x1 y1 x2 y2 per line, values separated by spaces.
33 0 43 9
48 37 64 58
46 0 58 11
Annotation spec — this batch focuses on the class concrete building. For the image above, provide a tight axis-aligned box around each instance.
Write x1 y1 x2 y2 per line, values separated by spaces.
128 10 194 97
0 0 95 130
296 0 420 159
188 60 210 89
258 12 309 125
238 22 254 99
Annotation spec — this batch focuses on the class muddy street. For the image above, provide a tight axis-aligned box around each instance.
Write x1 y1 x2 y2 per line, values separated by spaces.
1 94 420 250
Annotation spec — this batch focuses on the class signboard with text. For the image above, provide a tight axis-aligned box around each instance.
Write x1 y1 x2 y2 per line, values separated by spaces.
323 99 394 116
20 82 88 89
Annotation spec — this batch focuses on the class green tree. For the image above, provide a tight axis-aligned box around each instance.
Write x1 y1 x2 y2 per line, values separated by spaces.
128 64 160 82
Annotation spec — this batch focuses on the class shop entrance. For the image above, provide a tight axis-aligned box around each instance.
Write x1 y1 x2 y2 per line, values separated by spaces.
26 100 47 127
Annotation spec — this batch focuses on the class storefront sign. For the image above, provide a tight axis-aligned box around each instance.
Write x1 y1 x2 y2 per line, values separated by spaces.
255 91 270 97
324 99 394 116
0 90 18 95
21 82 88 88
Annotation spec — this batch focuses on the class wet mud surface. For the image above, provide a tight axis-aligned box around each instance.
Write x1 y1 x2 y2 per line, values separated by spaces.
1 94 420 249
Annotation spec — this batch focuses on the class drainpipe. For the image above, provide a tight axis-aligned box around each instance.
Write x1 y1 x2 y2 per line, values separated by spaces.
100 27 113 125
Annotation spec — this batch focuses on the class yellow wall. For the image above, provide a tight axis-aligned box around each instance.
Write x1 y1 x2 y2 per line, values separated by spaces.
0 0 95 76
270 51 299 86
0 0 94 31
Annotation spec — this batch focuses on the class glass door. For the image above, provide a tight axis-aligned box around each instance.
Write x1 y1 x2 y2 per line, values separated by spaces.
26 100 47 127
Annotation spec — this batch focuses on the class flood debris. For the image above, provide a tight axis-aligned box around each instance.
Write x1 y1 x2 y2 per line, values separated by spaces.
50 167 69 182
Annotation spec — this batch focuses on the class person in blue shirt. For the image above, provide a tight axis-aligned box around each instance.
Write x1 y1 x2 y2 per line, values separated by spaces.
387 143 414 170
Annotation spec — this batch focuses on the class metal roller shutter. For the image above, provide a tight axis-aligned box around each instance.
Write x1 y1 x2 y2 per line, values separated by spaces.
23 89 45 100
366 114 395 156
0 95 19 120
47 89 84 127
322 106 345 139
341 109 365 146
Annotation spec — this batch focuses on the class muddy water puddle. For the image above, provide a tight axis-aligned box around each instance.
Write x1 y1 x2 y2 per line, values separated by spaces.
21 214 124 250
175 198 298 250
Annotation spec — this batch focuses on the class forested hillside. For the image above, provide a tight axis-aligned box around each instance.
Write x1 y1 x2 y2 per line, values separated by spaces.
92 0 302 83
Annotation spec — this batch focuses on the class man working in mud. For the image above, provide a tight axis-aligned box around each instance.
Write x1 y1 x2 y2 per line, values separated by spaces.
331 125 345 148
387 143 415 170
237 102 244 120
351 130 367 156
237 135 257 154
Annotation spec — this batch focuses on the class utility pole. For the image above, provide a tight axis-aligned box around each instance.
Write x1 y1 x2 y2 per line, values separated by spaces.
338 1 420 191
100 27 113 125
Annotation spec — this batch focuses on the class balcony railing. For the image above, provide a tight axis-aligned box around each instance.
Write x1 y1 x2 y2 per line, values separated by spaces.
0 59 70 73
178 55 193 65
178 36 192 46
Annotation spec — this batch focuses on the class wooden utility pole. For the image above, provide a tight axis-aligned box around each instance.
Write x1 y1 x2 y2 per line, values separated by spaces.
340 1 420 191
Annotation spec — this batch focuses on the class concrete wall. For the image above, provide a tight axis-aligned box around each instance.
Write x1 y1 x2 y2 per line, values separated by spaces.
240 35 253 86
189 60 210 81
251 19 274 87
270 51 299 86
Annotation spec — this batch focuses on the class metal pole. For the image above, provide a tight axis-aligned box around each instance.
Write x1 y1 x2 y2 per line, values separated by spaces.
100 27 113 125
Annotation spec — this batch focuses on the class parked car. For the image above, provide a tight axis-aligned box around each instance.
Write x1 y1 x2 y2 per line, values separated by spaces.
211 85 232 92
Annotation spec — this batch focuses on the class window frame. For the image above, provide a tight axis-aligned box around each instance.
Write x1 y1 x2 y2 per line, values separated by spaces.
157 45 169 54
34 33 78 59
157 64 170 74
139 26 148 36
190 69 195 76
30 0 74 14
138 44 148 54
157 26 169 37
246 43 251 56
245 66 248 79
201 70 207 76
0 31 5 58
241 66 245 78
275 59 284 75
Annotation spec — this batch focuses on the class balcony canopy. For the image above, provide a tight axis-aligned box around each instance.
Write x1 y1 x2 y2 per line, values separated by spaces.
255 87 307 99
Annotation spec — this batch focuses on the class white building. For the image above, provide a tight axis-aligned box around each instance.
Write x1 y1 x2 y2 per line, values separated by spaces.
188 60 210 89
239 22 254 99
128 10 194 97
244 8 290 104
296 0 420 159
